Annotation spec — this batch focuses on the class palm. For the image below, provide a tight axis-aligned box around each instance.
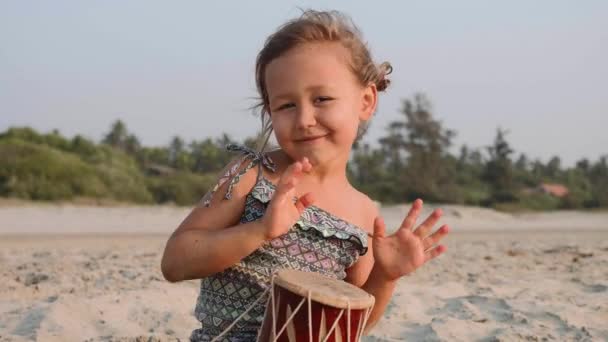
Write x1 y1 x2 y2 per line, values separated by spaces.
372 199 449 281
261 158 315 240
265 190 305 238
373 229 426 279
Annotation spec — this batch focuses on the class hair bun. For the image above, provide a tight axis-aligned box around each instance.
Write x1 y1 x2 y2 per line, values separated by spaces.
377 62 393 91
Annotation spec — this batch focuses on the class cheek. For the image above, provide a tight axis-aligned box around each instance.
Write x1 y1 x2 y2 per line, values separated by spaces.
270 115 292 141
325 103 361 137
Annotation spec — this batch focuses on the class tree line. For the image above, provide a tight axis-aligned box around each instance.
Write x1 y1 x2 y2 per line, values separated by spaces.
1 93 606 210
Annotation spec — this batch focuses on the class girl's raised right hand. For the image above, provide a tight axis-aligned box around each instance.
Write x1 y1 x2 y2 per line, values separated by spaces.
259 158 315 240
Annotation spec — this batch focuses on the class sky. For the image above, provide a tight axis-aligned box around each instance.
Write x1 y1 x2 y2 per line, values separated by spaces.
1 1 607 166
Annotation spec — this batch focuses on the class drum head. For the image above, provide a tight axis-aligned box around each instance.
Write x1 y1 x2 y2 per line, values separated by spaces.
273 269 375 310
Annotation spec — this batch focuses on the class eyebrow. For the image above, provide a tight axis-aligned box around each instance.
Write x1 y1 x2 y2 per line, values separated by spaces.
269 85 334 103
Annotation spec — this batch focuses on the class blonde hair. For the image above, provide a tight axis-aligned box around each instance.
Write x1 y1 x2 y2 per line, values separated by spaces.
253 9 392 152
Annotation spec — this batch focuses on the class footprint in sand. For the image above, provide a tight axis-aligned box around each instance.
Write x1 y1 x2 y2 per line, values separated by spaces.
427 295 515 323
583 283 607 293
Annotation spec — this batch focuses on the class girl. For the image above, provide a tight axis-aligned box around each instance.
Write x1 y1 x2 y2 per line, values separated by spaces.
161 10 449 341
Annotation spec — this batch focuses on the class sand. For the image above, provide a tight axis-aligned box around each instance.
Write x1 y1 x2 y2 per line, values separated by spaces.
1 204 607 341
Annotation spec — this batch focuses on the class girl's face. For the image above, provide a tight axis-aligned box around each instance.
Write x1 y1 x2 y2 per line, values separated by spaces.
264 42 377 167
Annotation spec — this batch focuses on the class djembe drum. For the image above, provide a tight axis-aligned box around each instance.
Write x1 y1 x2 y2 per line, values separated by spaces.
257 269 375 342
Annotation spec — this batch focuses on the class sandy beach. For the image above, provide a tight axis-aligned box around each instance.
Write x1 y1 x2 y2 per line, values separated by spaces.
1 204 607 341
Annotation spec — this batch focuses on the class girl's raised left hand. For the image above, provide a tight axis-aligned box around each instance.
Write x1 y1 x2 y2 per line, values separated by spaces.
371 199 449 281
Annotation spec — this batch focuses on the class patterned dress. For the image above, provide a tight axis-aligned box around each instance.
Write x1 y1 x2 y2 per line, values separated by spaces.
190 145 369 342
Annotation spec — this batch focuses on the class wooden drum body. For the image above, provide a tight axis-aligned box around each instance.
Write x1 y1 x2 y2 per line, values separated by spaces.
257 269 375 342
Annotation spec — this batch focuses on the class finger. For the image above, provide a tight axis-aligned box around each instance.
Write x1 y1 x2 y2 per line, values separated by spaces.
282 161 303 185
294 192 315 213
399 199 423 231
373 216 386 238
274 177 296 203
301 157 312 173
422 224 450 250
425 244 447 262
275 162 302 198
414 208 443 238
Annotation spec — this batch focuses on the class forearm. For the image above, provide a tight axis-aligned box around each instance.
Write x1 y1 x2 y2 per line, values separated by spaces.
361 266 397 334
161 220 267 282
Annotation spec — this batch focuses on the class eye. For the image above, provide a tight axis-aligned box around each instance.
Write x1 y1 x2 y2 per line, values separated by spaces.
314 96 333 104
276 103 295 111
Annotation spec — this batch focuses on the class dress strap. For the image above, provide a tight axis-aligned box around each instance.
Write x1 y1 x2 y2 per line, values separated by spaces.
201 144 276 207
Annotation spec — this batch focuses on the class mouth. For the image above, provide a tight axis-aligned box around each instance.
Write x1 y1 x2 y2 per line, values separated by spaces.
294 134 327 143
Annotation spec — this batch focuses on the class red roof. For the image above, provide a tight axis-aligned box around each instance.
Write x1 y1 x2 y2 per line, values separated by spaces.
538 183 569 197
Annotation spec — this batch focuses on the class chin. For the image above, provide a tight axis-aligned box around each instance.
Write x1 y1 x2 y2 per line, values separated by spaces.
283 147 320 164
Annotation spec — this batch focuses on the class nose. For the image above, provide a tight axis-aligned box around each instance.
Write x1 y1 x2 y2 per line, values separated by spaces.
295 102 317 129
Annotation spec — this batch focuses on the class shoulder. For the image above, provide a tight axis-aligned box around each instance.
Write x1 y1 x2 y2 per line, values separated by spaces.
348 188 380 235
172 152 263 236
199 153 262 208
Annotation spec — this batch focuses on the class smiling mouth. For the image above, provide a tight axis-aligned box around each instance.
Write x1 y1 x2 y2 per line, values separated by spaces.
295 134 327 142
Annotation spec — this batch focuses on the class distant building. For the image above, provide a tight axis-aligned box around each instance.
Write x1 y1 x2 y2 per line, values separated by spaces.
537 183 569 198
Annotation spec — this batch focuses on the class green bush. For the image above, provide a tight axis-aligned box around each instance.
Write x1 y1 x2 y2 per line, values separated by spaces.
146 172 216 206
516 193 560 211
462 187 491 206
0 139 106 200
0 139 153 203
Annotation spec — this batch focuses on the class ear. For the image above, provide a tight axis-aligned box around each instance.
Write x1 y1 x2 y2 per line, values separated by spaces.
359 83 378 121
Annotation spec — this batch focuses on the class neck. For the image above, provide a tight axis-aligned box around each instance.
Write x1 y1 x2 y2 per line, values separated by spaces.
276 149 351 188
309 156 350 186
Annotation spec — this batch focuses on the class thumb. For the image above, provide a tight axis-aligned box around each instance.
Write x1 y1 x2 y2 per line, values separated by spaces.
373 216 386 238
294 192 315 214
